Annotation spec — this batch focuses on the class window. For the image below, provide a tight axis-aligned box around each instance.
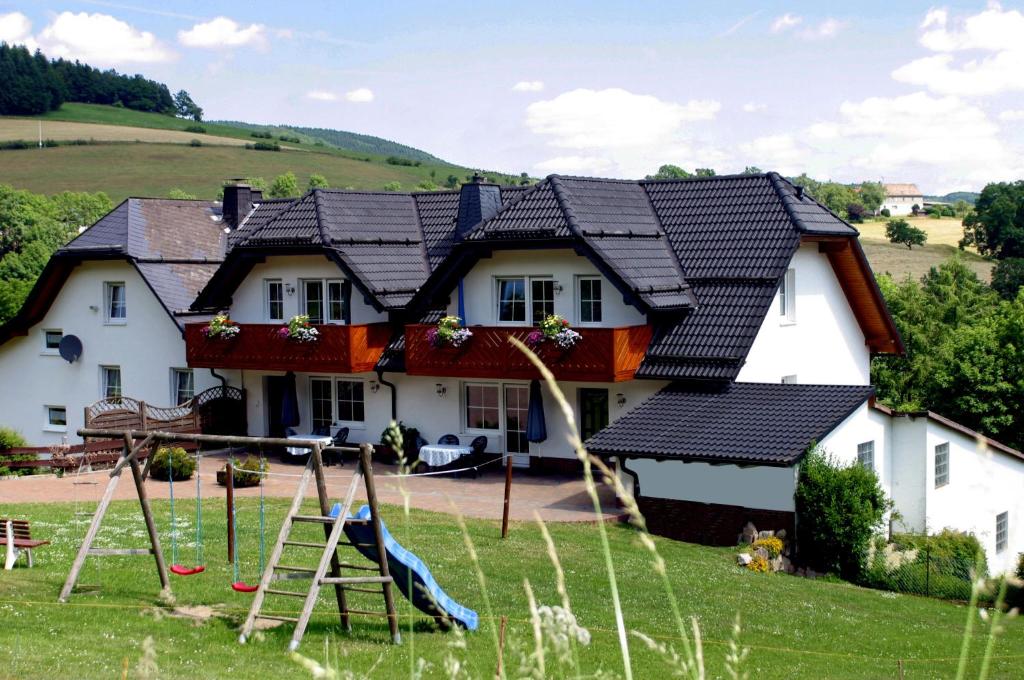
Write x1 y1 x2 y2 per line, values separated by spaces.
171 368 194 405
531 279 554 322
857 441 875 470
302 279 347 324
778 268 795 323
43 329 62 353
781 374 798 384
265 279 284 322
105 282 126 323
100 366 122 399
996 512 1009 553
335 380 365 423
465 383 500 430
310 378 334 432
935 442 949 488
46 405 67 429
496 278 526 322
578 277 602 323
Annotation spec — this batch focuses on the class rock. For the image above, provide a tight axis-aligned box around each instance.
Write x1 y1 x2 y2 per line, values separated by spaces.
757 530 775 539
737 553 752 566
780 556 794 574
754 547 770 561
739 522 758 545
775 529 787 540
771 556 783 572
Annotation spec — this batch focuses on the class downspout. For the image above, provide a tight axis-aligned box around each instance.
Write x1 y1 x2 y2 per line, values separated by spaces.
376 369 398 421
209 368 229 389
619 457 641 501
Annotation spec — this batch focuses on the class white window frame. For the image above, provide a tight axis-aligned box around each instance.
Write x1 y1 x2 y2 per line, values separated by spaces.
300 278 347 324
170 368 194 405
463 382 503 432
264 279 284 322
42 328 63 355
100 365 122 400
104 281 127 324
45 405 67 432
857 441 875 471
779 268 795 325
577 276 603 325
309 377 335 432
494 276 554 325
996 511 1009 553
309 376 366 431
934 442 950 488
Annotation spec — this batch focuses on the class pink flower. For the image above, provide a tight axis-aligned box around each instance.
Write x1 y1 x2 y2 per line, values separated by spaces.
278 327 289 338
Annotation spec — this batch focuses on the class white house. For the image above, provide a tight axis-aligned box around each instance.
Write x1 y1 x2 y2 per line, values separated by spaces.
882 183 924 216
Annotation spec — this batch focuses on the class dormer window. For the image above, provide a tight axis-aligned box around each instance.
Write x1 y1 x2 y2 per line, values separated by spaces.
779 269 795 324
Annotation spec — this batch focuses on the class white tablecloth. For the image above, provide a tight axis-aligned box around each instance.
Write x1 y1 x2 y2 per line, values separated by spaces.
418 444 472 467
285 434 334 457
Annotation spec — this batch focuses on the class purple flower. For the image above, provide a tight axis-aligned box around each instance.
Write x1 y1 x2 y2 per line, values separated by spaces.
527 330 545 348
426 327 440 347
278 327 290 338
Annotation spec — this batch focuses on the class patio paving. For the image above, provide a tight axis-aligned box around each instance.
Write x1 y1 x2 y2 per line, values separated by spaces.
0 453 621 522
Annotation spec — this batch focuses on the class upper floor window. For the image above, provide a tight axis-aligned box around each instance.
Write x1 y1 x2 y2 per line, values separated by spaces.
265 279 284 322
301 279 349 324
857 441 875 471
105 282 126 323
934 442 949 488
578 277 602 324
496 277 552 324
171 368 194 405
996 511 1009 553
101 365 122 399
43 329 62 354
778 269 795 324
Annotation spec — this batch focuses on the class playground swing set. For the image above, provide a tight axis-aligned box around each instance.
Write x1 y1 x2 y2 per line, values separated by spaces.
56 428 468 651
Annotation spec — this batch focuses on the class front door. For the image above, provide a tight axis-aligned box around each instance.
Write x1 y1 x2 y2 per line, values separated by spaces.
504 384 530 468
579 388 610 442
265 375 286 438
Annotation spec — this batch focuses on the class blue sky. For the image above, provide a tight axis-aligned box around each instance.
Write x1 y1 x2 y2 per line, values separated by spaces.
1 1 1023 193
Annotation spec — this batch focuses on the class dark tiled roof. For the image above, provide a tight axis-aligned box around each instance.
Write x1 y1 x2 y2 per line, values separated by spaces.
585 381 874 465
228 199 295 248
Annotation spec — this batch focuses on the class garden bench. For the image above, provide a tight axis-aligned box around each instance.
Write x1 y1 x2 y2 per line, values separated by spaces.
2 519 49 569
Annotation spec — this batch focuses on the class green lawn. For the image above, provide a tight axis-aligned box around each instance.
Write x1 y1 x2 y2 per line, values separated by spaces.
0 496 1019 679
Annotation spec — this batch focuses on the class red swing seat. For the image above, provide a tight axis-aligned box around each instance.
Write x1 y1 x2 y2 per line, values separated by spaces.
171 564 206 576
232 581 259 593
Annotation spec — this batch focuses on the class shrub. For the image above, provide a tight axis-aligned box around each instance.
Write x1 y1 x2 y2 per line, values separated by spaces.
992 258 1024 300
383 181 402 192
250 130 273 139
189 139 202 147
795 446 890 580
0 427 30 476
752 536 783 558
184 124 206 133
385 155 416 166
862 529 986 600
251 142 281 151
885 218 927 249
880 208 891 217
232 455 268 487
0 140 30 150
148 447 195 481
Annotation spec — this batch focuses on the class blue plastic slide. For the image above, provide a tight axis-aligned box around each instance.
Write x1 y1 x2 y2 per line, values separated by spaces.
330 503 479 630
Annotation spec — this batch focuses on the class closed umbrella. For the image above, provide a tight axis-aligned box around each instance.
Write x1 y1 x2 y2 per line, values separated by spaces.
526 379 547 443
281 371 301 429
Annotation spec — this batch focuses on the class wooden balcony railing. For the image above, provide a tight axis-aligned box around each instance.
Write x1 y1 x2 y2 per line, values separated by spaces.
185 323 391 374
404 324 653 382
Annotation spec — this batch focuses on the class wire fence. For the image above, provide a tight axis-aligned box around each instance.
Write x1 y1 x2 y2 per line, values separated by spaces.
862 544 977 601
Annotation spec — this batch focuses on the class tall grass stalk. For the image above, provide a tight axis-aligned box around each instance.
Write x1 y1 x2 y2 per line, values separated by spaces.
955 552 987 680
977 576 1010 680
535 512 583 672
449 501 503 678
384 421 417 679
509 337 636 679
524 578 546 677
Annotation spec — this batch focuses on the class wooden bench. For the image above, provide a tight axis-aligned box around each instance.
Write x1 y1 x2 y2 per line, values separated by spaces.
2 519 49 569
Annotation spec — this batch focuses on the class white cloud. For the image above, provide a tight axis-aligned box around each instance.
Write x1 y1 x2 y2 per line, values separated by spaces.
178 17 266 49
512 80 545 92
892 4 1024 96
738 134 811 176
800 18 845 40
0 12 34 48
999 109 1024 121
771 13 802 33
742 102 767 113
533 155 615 175
37 12 174 66
306 90 339 102
345 88 374 103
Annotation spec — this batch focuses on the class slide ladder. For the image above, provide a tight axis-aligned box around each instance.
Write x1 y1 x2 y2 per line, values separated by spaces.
238 443 400 651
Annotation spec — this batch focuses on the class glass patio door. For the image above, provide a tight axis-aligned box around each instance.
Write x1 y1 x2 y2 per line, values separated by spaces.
504 384 530 468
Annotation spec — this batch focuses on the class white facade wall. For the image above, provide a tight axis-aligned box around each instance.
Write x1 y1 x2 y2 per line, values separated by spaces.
0 261 218 445
230 255 384 324
624 458 798 511
820 402 892 490
888 416 928 532
738 243 871 386
449 249 646 327
882 196 921 217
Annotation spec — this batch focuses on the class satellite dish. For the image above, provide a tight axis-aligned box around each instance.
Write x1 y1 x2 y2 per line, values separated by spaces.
58 334 83 364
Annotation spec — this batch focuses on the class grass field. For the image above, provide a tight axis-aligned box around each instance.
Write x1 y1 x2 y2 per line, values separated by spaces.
0 496 1020 679
859 216 995 282
0 144 468 202
0 119 247 147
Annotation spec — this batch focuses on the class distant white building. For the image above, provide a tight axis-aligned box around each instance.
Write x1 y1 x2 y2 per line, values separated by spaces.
882 183 924 216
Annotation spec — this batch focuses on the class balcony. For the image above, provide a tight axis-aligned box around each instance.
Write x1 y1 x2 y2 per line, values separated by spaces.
185 323 391 374
404 324 653 382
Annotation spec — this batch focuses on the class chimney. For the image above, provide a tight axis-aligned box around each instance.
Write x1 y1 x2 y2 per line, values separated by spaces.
250 189 264 202
455 173 501 240
222 182 253 228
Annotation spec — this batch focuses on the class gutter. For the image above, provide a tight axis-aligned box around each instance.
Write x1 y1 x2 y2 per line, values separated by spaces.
376 369 398 420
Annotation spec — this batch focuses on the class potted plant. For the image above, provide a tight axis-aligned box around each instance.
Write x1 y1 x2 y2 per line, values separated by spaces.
148 447 196 481
279 314 320 343
426 315 473 349
216 455 268 488
528 314 582 350
202 314 240 340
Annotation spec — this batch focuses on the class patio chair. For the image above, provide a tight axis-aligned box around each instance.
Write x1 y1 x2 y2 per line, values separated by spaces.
466 436 489 478
438 434 460 445
312 424 330 436
325 427 349 466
